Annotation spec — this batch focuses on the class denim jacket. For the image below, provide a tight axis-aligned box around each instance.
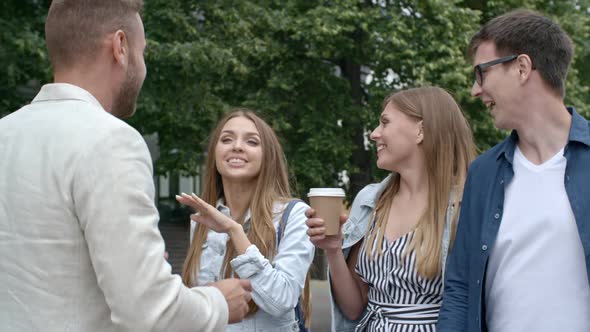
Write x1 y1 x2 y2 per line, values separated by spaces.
437 108 590 332
329 174 457 332
189 200 315 332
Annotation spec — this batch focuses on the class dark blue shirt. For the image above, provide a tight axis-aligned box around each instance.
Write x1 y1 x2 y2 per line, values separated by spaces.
437 108 590 332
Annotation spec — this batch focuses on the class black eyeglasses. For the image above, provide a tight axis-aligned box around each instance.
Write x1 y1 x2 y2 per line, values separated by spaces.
474 55 517 86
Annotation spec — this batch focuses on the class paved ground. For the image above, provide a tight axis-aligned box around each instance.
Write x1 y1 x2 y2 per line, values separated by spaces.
159 221 333 331
310 280 331 332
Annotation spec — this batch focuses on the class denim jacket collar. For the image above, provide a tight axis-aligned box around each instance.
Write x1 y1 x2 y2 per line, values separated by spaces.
341 173 459 252
569 108 590 146
216 198 253 232
340 175 393 250
357 174 393 209
495 107 590 163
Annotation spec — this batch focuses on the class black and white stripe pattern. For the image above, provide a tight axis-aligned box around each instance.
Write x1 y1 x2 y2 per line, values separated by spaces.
355 229 443 332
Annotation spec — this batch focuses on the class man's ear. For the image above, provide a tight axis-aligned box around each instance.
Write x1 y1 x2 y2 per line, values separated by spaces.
516 54 534 83
416 120 424 144
111 30 128 67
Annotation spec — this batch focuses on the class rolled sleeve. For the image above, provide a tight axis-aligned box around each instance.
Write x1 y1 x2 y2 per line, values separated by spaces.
231 245 268 278
230 202 314 317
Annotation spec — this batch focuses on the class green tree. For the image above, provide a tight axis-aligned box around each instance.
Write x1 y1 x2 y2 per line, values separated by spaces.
137 0 482 199
0 0 51 118
2 0 588 200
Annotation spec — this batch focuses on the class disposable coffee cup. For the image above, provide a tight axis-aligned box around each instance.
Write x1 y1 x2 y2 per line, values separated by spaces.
308 188 346 236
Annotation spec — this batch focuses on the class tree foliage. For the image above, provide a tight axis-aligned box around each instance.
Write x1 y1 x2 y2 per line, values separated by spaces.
1 0 588 200
0 0 51 117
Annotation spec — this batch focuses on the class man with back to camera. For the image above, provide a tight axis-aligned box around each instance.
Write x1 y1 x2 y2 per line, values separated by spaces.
437 9 590 332
0 1 252 331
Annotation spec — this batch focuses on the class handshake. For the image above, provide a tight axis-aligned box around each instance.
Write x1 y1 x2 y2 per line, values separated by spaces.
211 278 253 323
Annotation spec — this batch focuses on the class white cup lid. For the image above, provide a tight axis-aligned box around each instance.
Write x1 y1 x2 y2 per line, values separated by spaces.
307 188 346 197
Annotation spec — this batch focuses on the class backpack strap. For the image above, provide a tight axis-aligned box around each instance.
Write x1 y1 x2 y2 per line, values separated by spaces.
275 199 309 332
277 199 304 247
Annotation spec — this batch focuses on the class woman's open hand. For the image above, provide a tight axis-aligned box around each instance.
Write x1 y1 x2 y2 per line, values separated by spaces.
176 193 239 234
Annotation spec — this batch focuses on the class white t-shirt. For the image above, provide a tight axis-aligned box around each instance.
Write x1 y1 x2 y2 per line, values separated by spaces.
485 146 590 332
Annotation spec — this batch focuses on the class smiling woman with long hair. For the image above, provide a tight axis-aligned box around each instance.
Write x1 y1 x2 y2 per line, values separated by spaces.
177 109 314 332
306 87 477 332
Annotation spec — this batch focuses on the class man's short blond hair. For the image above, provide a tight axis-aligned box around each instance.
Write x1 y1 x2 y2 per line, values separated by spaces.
45 0 144 69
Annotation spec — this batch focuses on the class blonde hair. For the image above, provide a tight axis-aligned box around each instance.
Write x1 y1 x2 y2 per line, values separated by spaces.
364 87 476 279
182 109 311 323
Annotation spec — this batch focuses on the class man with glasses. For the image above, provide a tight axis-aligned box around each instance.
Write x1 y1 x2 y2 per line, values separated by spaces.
437 9 590 332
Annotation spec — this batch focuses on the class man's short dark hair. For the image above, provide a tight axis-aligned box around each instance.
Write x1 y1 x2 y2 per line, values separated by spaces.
468 9 574 97
45 0 144 70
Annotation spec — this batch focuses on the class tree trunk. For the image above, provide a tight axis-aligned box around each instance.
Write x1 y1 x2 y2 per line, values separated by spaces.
341 58 372 199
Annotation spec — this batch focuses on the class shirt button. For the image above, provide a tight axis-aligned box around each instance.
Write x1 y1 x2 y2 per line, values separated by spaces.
494 213 500 219
482 245 488 251
477 279 480 284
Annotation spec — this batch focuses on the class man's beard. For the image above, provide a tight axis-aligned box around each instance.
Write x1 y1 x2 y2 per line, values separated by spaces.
112 60 143 119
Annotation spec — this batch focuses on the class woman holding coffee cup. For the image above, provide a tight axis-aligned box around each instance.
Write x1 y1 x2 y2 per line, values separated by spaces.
176 109 314 332
306 87 476 331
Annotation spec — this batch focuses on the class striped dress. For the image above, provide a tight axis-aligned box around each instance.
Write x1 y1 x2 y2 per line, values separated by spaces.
355 229 443 332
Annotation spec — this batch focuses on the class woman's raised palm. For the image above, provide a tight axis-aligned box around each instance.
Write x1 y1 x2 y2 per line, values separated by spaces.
176 193 237 233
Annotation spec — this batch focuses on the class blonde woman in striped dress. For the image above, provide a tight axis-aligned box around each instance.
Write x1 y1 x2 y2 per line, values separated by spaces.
306 87 476 331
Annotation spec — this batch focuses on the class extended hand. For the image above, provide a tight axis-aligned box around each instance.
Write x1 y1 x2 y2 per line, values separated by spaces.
176 193 239 234
210 278 253 324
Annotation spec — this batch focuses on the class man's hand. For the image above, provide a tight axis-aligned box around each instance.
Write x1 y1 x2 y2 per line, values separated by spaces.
210 278 253 324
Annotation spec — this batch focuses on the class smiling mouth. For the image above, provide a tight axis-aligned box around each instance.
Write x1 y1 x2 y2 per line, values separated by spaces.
227 158 247 165
376 144 386 152
485 101 496 111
